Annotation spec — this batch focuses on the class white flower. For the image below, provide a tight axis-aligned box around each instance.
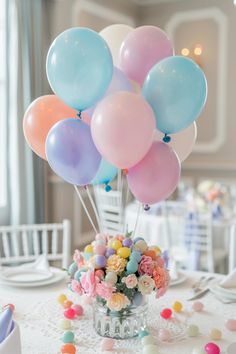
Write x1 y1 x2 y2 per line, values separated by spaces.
138 275 155 295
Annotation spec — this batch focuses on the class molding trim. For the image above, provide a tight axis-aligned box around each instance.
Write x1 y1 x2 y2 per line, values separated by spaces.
166 7 228 153
72 0 136 27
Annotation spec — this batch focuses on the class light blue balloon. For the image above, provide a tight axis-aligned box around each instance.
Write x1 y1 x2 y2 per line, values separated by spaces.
46 27 113 111
142 56 207 134
91 158 117 185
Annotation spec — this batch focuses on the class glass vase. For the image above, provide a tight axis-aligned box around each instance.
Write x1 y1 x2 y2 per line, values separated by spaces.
93 298 148 339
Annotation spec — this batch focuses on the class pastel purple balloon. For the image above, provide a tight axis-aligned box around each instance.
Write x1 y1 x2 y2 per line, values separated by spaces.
119 26 173 85
127 141 180 205
46 118 101 185
122 238 133 248
85 66 132 117
95 255 107 268
105 249 116 258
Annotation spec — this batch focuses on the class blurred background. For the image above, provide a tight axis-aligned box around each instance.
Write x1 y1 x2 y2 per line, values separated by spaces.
1 0 236 274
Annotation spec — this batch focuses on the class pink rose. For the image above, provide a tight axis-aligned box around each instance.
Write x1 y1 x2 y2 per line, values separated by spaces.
96 281 115 300
138 256 154 276
71 279 84 295
122 274 138 289
153 266 170 289
80 270 99 298
155 257 165 268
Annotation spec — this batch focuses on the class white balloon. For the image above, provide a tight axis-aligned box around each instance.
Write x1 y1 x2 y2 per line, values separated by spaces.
100 24 134 67
155 122 197 162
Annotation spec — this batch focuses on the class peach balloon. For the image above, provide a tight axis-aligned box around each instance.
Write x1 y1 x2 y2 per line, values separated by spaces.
23 95 77 159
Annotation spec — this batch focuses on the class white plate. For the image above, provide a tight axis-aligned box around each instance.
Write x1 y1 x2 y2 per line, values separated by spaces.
0 267 66 288
0 268 53 283
170 273 187 287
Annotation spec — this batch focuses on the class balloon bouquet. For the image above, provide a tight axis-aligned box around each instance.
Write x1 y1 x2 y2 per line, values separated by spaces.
23 24 207 231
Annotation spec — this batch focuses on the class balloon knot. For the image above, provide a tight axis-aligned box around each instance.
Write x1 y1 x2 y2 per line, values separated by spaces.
163 134 171 143
77 111 82 119
144 204 150 211
105 184 112 192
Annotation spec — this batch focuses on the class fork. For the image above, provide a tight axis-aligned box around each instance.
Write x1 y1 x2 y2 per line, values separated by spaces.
192 276 215 293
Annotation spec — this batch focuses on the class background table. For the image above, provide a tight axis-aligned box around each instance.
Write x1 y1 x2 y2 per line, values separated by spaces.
0 272 236 353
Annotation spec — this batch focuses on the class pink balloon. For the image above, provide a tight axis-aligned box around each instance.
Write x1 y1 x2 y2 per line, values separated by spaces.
119 26 174 85
127 141 181 204
91 92 155 169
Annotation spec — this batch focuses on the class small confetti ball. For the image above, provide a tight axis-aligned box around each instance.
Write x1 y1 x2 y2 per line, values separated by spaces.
227 342 236 354
111 239 122 251
62 331 75 344
94 244 106 255
72 304 84 316
130 251 142 263
160 308 172 320
60 343 76 354
63 300 73 309
117 247 131 259
105 248 116 258
139 329 149 338
64 308 76 320
57 294 67 305
134 240 148 253
95 269 105 279
204 342 220 354
187 325 199 337
192 348 206 354
226 319 236 331
142 335 156 346
122 238 133 248
101 338 115 351
210 328 222 341
142 344 159 354
59 319 72 330
192 301 204 312
84 244 93 253
149 246 162 256
68 262 78 276
172 301 183 313
95 255 107 268
115 234 125 242
3 304 15 312
158 328 171 342
143 250 156 260
105 272 118 285
126 260 139 274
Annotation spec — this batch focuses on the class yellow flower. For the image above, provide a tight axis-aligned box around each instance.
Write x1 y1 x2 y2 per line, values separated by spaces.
107 292 130 311
106 255 127 274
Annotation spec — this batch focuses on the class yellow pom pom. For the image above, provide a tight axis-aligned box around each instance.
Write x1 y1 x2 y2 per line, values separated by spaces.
111 240 122 251
117 247 131 259
57 294 67 305
84 244 93 253
172 301 183 313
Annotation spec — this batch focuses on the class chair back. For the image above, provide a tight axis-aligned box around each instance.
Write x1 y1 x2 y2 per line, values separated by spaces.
0 220 71 268
94 186 123 235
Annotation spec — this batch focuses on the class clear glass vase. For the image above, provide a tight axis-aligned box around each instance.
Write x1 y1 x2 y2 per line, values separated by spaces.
93 298 148 339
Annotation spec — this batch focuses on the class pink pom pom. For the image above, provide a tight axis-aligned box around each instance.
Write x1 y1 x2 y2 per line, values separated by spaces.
192 301 204 312
72 304 84 316
64 308 76 319
101 338 115 351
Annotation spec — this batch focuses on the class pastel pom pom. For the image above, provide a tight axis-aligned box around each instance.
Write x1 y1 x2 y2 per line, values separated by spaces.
72 304 84 316
101 338 115 351
204 342 220 354
62 331 75 343
57 294 67 305
172 301 182 313
59 319 72 330
64 308 76 320
158 328 171 341
226 318 236 331
160 308 172 319
117 247 131 258
192 301 204 312
60 343 76 354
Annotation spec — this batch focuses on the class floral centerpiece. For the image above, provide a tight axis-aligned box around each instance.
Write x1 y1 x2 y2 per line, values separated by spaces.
68 233 169 339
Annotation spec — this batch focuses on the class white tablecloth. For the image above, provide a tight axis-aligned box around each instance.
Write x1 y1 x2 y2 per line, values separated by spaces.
0 272 236 354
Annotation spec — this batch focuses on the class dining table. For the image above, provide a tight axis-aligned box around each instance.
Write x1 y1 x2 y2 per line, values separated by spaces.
0 271 235 354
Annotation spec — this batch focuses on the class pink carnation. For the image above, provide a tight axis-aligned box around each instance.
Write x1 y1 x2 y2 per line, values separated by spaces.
138 256 154 276
153 266 170 289
71 279 84 295
155 257 165 268
96 281 115 300
80 270 99 298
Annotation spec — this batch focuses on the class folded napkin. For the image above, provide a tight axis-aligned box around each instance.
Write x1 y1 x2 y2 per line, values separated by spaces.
0 308 13 344
19 254 51 272
0 322 21 354
220 268 236 288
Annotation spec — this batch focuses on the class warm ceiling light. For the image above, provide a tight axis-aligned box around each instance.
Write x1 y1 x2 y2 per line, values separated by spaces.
181 48 190 56
194 45 202 56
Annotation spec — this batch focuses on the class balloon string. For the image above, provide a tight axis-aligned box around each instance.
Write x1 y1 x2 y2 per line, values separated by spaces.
77 111 82 119
123 176 130 233
119 171 124 232
74 185 98 234
132 202 142 238
85 185 102 233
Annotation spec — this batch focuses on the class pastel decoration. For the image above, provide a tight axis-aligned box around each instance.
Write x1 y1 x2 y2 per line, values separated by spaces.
133 240 148 253
0 308 13 344
192 301 204 312
126 260 139 274
119 25 173 85
127 142 180 205
62 331 75 344
187 325 199 337
160 308 172 320
84 245 93 253
134 237 144 244
57 294 67 305
204 342 220 354
139 329 149 338
141 335 156 346
155 122 197 162
72 304 84 316
210 329 222 341
91 92 155 169
142 344 159 354
91 158 118 186
64 308 76 320
122 238 133 248
130 251 142 263
23 95 77 160
111 240 122 251
46 27 113 111
142 56 207 134
105 272 118 285
117 247 131 259
68 262 78 276
100 24 134 66
95 255 107 268
60 343 76 354
158 328 171 342
59 319 72 330
46 118 101 186
2 304 15 312
101 337 115 351
172 301 183 313
63 300 73 309
226 319 236 331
